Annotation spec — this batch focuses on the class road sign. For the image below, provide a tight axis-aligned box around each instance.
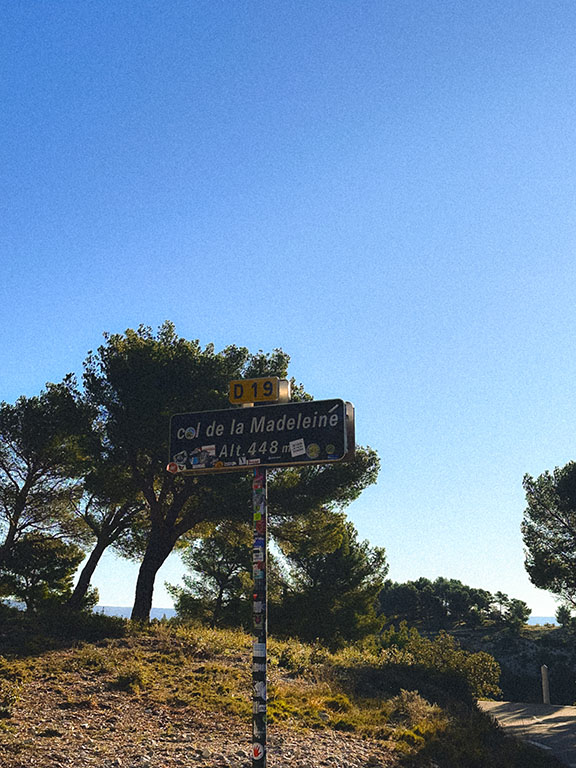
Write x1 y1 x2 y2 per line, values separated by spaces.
168 392 356 768
229 377 280 404
168 399 354 474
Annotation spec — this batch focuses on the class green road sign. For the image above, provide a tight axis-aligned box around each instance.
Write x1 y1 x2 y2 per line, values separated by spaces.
168 399 355 474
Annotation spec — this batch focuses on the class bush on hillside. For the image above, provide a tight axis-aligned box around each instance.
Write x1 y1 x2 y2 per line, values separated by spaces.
378 623 501 700
0 604 127 656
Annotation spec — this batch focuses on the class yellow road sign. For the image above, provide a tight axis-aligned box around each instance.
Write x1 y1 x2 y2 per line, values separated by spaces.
229 377 280 404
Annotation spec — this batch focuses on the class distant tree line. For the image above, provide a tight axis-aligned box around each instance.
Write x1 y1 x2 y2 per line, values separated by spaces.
379 577 531 632
167 526 531 643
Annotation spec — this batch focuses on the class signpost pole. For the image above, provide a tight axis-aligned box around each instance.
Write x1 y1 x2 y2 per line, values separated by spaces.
252 467 267 766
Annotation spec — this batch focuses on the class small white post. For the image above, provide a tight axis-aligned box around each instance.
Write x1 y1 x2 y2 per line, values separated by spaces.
541 664 550 704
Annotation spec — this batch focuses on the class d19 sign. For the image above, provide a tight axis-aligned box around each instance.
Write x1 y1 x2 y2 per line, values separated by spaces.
228 377 279 404
168 399 354 474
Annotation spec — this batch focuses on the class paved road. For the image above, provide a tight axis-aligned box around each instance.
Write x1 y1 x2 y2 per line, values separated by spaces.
479 701 576 767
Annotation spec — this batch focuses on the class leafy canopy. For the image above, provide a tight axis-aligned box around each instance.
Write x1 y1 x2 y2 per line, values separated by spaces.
273 518 388 646
81 322 380 620
522 462 576 608
0 533 85 612
0 378 92 562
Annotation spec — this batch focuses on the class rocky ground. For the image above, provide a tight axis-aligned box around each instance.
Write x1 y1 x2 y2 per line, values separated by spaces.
0 671 400 768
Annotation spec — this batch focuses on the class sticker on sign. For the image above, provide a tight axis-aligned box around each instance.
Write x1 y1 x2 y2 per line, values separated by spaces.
289 438 306 457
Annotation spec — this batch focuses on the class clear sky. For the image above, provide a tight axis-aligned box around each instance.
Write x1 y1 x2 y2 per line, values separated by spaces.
2 1 575 615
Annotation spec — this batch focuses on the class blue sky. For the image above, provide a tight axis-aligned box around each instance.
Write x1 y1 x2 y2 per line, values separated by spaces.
2 1 576 614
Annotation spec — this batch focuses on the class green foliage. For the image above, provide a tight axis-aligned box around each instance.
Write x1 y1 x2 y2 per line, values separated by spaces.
555 603 575 629
69 645 116 673
273 519 388 646
270 637 331 674
522 463 576 607
0 533 85 612
81 322 380 620
112 662 152 693
323 692 353 711
0 603 127 657
167 520 253 627
502 598 531 632
378 623 502 699
0 323 379 621
379 577 530 632
81 323 295 619
38 605 127 642
83 322 290 474
0 679 20 718
0 652 27 719
0 379 92 565
170 510 386 649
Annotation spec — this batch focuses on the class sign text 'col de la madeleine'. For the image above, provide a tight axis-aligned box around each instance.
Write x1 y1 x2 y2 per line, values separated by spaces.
168 399 355 474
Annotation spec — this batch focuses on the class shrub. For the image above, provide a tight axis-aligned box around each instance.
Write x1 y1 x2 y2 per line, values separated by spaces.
38 606 127 642
324 693 353 712
379 624 501 699
112 663 152 693
0 680 20 718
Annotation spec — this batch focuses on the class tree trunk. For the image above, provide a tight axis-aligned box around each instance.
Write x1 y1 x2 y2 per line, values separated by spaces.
67 537 109 610
213 584 225 627
131 527 175 621
0 522 19 569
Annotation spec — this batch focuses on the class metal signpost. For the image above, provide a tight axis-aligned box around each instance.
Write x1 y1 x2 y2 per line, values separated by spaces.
252 466 267 764
167 383 355 768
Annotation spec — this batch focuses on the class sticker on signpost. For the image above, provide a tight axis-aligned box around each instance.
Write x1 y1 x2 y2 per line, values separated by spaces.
253 563 265 579
254 681 266 699
253 642 266 657
289 438 306 457
253 743 265 760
